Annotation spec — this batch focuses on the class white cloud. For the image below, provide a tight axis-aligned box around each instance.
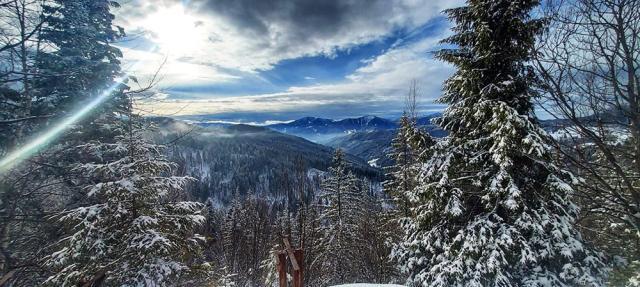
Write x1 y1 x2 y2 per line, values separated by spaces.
139 32 455 118
115 0 462 75
119 46 241 89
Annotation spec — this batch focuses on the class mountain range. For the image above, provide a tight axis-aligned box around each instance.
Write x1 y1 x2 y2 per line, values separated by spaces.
178 114 449 170
265 114 445 143
264 114 447 166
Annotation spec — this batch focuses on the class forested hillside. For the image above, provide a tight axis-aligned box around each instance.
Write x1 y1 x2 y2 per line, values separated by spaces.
327 129 396 167
150 117 382 203
324 116 447 168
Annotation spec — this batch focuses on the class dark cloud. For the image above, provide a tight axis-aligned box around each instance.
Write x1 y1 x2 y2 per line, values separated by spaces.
195 0 383 35
186 0 457 56
115 0 461 71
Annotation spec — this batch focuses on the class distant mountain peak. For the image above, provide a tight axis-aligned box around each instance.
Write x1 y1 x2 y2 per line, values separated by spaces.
361 115 378 121
265 115 399 143
288 117 334 126
295 116 320 122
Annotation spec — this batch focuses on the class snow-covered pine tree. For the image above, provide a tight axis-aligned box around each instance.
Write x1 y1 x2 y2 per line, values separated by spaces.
385 114 419 218
220 194 273 286
45 121 206 286
313 149 365 285
299 200 322 285
260 248 281 287
241 195 272 285
383 114 433 282
37 0 128 121
385 114 434 218
394 0 605 286
221 194 243 276
358 179 401 283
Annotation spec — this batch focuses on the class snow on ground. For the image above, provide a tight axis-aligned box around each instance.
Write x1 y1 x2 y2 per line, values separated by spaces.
331 284 405 287
368 158 379 168
548 125 630 145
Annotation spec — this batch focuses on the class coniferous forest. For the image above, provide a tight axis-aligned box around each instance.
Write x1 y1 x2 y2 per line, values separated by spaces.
0 0 639 286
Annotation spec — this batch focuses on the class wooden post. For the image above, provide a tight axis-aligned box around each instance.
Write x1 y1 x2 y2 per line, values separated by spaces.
277 236 305 287
293 249 304 287
277 251 288 287
283 237 300 272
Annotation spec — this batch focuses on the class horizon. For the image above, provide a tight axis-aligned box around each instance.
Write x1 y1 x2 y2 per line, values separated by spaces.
173 110 446 126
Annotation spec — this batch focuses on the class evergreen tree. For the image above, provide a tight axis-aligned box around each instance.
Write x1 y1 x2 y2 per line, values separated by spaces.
359 180 401 284
1 1 132 284
385 114 434 218
220 195 273 286
394 0 605 286
221 195 243 275
385 115 419 218
384 114 433 284
36 0 128 121
313 149 365 285
45 122 206 286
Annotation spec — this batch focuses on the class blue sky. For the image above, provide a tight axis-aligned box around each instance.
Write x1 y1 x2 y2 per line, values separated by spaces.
115 0 462 123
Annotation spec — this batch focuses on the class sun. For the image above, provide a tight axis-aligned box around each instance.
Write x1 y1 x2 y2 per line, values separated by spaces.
142 5 204 55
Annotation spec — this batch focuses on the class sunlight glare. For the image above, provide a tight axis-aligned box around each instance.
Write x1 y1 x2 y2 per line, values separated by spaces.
0 60 148 173
143 5 204 55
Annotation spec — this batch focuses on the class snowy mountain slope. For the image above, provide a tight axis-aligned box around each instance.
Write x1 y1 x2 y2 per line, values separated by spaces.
149 117 383 204
266 115 398 143
325 118 447 168
326 129 396 167
264 114 445 143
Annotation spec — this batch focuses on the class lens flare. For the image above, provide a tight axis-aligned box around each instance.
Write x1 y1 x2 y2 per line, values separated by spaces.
0 69 135 173
0 4 181 174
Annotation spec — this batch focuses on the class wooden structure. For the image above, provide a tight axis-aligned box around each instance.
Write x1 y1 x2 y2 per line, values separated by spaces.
276 236 304 287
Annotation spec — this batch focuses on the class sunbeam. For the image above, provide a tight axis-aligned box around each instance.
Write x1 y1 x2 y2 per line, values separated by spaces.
0 67 139 173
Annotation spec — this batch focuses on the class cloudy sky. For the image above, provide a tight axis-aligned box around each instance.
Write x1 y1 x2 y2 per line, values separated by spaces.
115 0 462 123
